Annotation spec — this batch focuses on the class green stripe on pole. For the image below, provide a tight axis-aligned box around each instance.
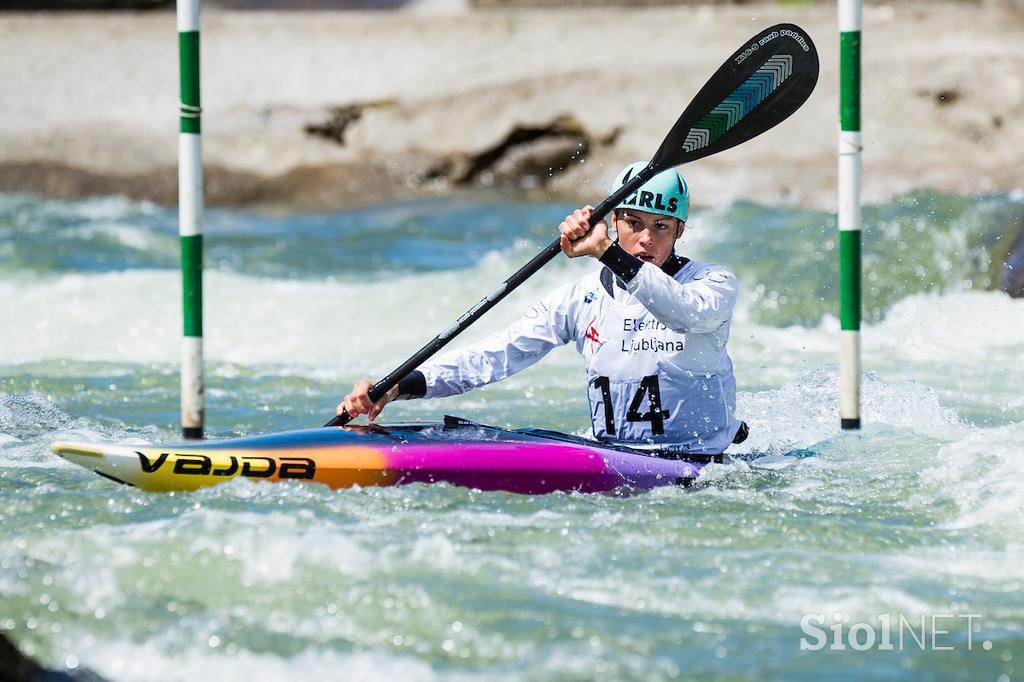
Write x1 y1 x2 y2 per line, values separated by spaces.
179 31 201 134
839 31 861 131
839 230 861 330
181 234 203 337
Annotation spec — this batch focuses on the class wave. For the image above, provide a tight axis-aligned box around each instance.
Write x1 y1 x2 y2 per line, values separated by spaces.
3 268 1022 379
4 190 1022 328
692 189 1024 325
0 260 590 369
0 192 580 278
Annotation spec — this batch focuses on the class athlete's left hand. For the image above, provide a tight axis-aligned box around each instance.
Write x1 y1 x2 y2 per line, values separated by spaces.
339 380 400 422
559 206 614 260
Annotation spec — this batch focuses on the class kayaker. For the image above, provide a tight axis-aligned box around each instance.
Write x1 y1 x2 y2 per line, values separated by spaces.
340 161 746 454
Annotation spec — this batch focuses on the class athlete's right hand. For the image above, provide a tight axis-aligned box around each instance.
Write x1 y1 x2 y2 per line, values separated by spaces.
339 380 398 422
559 206 613 260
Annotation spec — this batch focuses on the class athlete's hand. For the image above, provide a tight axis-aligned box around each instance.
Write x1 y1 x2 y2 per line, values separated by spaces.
559 206 614 260
339 380 399 422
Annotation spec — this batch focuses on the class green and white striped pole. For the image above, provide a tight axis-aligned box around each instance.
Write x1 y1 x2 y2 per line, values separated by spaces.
178 0 204 439
838 0 861 430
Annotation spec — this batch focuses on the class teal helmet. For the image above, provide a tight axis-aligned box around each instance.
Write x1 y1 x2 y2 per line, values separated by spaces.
611 161 689 222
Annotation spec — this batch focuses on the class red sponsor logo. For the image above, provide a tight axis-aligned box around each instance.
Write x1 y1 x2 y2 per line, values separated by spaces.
585 316 602 352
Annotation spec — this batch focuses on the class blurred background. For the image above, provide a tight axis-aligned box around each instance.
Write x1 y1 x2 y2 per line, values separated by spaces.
0 0 1022 216
5 0 1024 9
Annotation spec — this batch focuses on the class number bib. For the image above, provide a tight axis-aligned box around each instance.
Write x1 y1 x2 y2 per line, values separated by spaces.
578 284 733 449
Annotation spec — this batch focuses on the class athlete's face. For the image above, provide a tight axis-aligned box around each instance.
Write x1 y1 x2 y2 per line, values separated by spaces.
612 209 684 267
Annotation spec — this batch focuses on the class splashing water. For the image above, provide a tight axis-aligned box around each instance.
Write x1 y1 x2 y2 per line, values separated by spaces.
1 191 1022 681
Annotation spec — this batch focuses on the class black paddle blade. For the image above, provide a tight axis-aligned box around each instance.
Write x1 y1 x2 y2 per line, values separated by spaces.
651 23 819 171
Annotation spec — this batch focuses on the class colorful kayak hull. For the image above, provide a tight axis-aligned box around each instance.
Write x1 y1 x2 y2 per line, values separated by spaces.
51 420 706 494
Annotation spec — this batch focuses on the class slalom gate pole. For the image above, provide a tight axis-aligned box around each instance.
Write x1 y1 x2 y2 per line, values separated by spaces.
838 0 862 430
178 0 204 439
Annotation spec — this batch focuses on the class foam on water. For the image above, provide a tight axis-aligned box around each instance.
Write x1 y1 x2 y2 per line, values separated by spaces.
0 393 79 442
732 367 966 457
871 290 1024 358
79 645 439 682
0 255 591 371
920 423 1024 534
4 263 1021 409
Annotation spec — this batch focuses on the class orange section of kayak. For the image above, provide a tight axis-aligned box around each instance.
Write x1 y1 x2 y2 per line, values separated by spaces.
120 445 398 492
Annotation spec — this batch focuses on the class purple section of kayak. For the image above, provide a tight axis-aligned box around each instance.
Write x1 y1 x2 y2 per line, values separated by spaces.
387 442 702 494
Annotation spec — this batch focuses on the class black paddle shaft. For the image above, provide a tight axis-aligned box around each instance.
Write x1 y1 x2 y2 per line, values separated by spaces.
325 167 657 427
326 23 819 427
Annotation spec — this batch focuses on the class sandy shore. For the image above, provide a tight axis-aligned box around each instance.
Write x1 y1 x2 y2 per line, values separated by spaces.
1 2 1023 210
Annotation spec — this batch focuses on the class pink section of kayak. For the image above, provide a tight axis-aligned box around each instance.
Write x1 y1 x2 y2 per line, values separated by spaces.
385 441 701 494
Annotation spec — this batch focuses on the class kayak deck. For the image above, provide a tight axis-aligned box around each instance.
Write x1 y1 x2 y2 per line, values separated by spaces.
51 417 709 494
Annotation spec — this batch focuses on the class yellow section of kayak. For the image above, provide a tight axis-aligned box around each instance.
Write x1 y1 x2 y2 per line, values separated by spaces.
51 442 398 492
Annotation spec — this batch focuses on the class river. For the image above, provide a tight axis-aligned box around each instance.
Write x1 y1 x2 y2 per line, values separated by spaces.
1 190 1021 680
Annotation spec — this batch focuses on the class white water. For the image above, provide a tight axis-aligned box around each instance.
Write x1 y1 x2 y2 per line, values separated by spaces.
2 193 1022 681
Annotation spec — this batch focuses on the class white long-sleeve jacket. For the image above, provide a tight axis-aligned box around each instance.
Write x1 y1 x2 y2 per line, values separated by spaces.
418 253 742 454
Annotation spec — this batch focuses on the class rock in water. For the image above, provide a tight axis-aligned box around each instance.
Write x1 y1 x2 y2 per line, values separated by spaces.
1001 218 1024 298
0 633 109 682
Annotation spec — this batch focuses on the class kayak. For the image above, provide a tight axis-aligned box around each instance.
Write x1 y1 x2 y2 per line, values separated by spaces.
51 416 716 494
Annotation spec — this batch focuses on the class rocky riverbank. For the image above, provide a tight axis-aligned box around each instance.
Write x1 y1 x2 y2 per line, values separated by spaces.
1 2 1022 215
